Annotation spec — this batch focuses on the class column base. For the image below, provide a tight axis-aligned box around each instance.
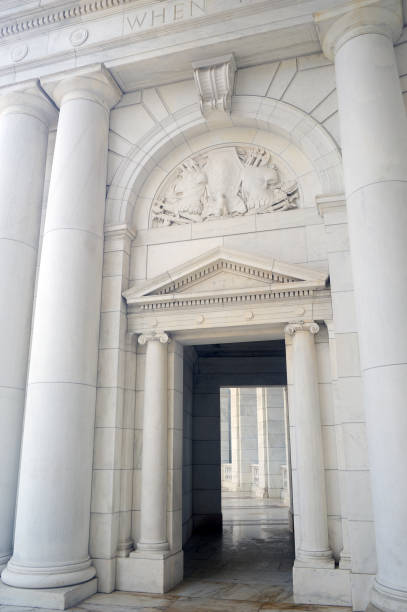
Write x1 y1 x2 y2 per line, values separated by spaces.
0 556 8 575
293 566 351 606
116 539 134 557
0 577 97 610
339 552 352 570
367 580 407 612
116 550 183 593
295 549 335 569
2 558 96 588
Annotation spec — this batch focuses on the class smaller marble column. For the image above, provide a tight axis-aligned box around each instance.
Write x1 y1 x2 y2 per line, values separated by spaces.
230 387 241 491
121 330 182 593
256 387 269 498
285 322 333 568
136 331 170 553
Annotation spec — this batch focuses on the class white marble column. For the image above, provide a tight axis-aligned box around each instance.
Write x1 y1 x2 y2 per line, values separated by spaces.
285 322 333 568
1 66 121 590
319 3 407 610
282 387 293 512
0 81 56 570
256 387 269 498
136 331 170 553
230 387 241 491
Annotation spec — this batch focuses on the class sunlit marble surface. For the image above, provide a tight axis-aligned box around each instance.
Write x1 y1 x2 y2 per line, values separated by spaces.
0 497 350 612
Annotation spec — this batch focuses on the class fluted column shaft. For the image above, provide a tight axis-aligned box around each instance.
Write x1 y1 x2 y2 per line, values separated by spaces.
319 3 407 610
2 67 120 589
136 332 170 553
0 82 56 569
286 322 333 567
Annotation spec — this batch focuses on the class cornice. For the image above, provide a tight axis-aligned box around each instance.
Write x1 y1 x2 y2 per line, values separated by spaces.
0 0 135 39
0 0 313 43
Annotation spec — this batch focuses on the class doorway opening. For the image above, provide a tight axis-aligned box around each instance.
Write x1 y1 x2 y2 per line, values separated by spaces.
180 339 295 599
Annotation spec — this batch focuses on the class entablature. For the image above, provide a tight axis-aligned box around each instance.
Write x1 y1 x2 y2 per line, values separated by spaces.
0 0 342 90
124 247 332 337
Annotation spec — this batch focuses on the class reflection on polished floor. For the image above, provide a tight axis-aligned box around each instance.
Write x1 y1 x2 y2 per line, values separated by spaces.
0 497 350 612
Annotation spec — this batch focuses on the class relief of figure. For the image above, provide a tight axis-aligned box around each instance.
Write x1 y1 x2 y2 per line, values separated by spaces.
152 159 207 226
238 147 299 213
203 149 246 218
151 146 298 227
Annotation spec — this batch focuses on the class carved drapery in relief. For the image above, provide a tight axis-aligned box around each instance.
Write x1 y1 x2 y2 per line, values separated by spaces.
151 146 299 226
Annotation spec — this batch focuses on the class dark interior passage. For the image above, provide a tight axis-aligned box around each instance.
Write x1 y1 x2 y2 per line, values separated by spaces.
181 340 294 598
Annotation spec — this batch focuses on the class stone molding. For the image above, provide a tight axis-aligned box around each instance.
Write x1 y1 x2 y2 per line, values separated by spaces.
138 331 170 344
315 0 403 61
0 78 58 127
124 247 328 313
41 63 122 110
0 0 133 39
107 96 343 227
316 193 346 218
192 54 236 122
284 321 320 336
125 248 331 345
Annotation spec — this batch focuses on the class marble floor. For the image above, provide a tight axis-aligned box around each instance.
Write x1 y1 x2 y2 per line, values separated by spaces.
0 495 350 612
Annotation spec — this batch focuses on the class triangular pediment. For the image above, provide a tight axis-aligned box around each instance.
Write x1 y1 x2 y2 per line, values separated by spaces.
124 247 328 308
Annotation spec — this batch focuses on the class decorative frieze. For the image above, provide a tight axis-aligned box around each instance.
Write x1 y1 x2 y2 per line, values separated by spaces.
151 145 299 227
0 0 133 39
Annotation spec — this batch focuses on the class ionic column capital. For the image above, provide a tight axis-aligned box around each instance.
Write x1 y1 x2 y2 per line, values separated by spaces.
138 331 170 345
41 64 121 111
0 79 57 127
285 321 319 336
315 0 402 61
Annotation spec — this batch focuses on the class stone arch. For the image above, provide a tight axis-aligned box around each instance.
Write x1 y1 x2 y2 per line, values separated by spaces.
105 95 343 228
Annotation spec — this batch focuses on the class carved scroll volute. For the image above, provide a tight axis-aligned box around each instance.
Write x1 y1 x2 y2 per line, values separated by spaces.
193 54 236 122
285 321 320 336
138 331 170 345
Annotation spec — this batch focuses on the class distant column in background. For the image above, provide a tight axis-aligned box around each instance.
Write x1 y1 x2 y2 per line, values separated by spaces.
230 388 241 491
238 388 259 492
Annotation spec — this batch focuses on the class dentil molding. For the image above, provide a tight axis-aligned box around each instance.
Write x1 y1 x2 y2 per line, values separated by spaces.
0 0 133 39
124 247 328 313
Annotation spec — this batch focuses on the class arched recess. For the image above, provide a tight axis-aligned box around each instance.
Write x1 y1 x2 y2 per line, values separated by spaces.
105 95 343 228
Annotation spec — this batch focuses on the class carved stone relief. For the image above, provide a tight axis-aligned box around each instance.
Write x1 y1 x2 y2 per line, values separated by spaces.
151 146 299 227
